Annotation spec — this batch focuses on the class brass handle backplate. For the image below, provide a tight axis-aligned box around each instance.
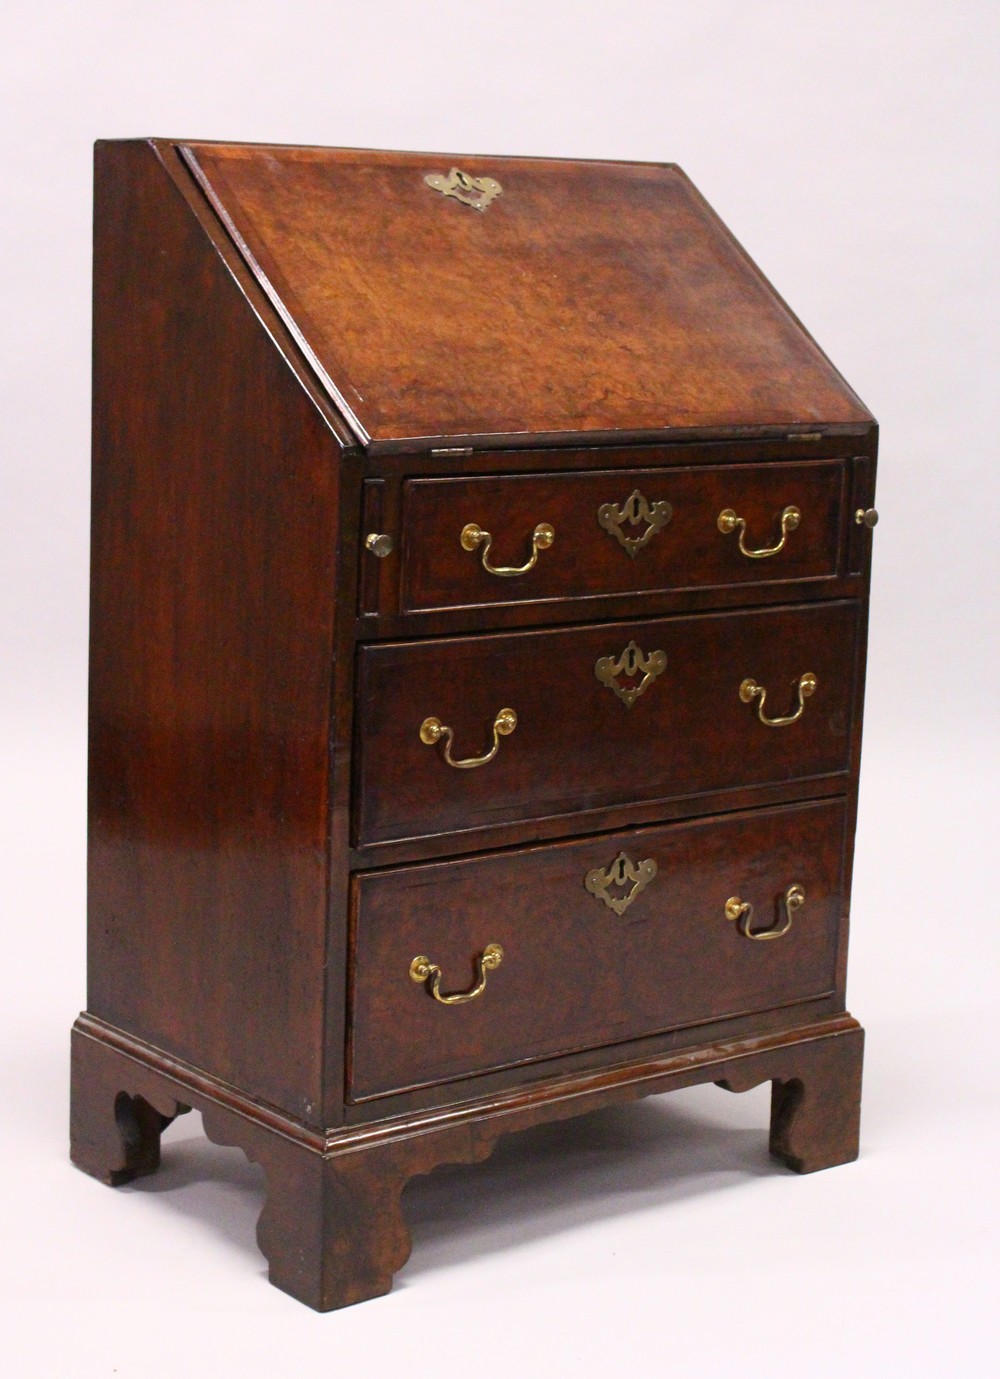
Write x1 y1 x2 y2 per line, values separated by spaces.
409 943 504 1004
725 884 805 941
740 672 817 727
461 521 554 577
420 707 517 768
718 504 800 558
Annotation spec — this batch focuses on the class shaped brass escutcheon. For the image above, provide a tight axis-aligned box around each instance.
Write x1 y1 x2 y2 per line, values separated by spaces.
597 489 673 558
595 640 667 709
585 853 658 916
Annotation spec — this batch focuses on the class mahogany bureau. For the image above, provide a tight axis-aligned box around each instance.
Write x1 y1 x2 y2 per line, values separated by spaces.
70 140 879 1310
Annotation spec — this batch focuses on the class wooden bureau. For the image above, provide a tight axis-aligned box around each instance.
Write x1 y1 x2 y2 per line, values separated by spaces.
70 140 878 1310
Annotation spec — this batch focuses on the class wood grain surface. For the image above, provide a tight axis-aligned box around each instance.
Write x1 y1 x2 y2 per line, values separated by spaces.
400 457 847 611
349 798 847 1099
181 143 872 447
87 140 344 1120
71 1011 863 1309
355 600 859 846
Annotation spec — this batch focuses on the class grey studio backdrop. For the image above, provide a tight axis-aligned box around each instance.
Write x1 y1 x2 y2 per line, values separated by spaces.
1 4 997 1377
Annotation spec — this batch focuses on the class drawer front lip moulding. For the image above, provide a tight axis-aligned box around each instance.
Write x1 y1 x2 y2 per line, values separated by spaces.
71 138 876 1312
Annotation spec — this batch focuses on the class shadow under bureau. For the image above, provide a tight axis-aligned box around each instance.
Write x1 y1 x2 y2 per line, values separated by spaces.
71 140 878 1310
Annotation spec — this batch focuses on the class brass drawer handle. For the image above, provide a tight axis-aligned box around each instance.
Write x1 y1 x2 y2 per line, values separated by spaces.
725 884 805 941
410 943 504 1004
718 504 800 558
461 521 554 576
420 707 517 768
739 672 816 727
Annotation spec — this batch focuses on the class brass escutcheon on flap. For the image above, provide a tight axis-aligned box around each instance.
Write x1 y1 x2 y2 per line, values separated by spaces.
424 167 502 212
597 489 673 558
595 640 667 709
585 853 658 916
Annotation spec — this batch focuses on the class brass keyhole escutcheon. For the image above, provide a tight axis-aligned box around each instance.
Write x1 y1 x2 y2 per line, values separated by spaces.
585 853 658 916
597 490 673 558
594 640 667 709
424 168 502 212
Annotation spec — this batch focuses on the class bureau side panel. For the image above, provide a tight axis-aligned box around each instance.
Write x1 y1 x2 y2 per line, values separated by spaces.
87 141 342 1121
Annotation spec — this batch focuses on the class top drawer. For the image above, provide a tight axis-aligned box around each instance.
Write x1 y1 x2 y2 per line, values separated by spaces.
399 459 847 613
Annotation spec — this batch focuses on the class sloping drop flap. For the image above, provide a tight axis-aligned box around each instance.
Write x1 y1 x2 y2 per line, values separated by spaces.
180 143 871 451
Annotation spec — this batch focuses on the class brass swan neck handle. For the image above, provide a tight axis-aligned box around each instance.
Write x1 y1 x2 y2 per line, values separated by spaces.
718 504 800 558
725 884 805 941
420 708 517 768
461 521 554 577
410 944 504 1004
739 672 817 727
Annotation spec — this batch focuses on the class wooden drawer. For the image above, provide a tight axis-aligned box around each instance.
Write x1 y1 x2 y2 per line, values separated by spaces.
354 600 858 847
399 459 847 612
348 798 846 1100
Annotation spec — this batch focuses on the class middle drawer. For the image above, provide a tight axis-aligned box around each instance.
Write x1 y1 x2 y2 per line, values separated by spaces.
354 600 858 847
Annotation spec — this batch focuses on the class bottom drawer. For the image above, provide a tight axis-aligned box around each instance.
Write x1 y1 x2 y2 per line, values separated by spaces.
347 798 847 1101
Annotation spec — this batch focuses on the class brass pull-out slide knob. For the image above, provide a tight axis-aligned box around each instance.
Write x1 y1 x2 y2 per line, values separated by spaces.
365 533 394 558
